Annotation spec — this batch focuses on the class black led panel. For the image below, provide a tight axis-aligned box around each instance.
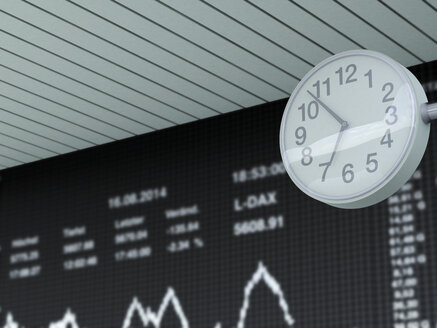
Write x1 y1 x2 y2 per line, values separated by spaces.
0 61 436 328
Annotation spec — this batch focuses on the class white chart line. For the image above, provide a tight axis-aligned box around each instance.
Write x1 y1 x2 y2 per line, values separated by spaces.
1 261 296 328
48 309 79 328
237 262 294 328
3 313 19 328
122 288 189 328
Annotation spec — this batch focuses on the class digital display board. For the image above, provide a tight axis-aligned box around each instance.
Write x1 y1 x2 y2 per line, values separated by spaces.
0 61 436 328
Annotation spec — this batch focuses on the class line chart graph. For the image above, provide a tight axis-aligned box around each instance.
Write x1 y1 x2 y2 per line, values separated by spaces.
122 288 188 328
1 262 294 328
49 310 79 328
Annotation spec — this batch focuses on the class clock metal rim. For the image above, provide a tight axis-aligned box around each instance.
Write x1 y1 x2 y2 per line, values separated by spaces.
280 49 417 204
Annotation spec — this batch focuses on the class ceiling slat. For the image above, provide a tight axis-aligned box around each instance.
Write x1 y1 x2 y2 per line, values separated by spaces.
8 0 223 118
13 2 234 117
0 52 153 136
0 29 189 127
0 7 200 124
293 0 421 67
203 0 333 64
156 0 303 88
0 104 94 149
0 81 116 145
338 0 437 62
112 0 297 94
424 0 437 11
0 144 40 163
381 0 437 42
71 0 288 101
0 133 56 159
247 0 362 53
25 0 263 111
0 47 171 131
0 0 435 170
0 155 22 167
0 120 75 154
0 68 134 141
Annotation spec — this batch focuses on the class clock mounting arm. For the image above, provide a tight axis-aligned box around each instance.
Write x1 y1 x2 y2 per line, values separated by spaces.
421 102 437 123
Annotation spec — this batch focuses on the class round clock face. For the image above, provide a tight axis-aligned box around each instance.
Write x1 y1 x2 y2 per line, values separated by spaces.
280 50 429 208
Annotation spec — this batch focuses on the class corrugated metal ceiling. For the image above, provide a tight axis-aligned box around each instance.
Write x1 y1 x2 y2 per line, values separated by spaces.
0 0 436 170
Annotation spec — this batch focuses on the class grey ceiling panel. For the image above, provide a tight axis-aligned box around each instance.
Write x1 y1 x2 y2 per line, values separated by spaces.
339 0 437 62
19 0 235 116
154 0 302 89
70 0 287 103
0 109 92 150
246 0 360 54
0 132 57 159
425 0 437 10
0 143 40 163
0 54 152 136
203 0 332 64
381 0 437 42
0 0 435 170
0 112 81 152
24 0 260 111
0 155 22 167
0 68 132 141
0 48 171 131
112 0 298 93
0 86 108 145
0 121 73 155
0 8 206 123
293 0 422 67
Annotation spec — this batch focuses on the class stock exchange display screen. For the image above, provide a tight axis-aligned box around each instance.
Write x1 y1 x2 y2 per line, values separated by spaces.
0 60 436 328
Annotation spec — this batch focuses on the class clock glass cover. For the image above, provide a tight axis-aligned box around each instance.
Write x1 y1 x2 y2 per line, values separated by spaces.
280 50 425 208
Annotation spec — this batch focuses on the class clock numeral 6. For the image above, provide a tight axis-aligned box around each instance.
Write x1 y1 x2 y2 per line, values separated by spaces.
385 105 398 125
298 101 319 121
366 153 378 173
301 147 313 166
295 126 306 145
342 163 354 183
380 129 393 148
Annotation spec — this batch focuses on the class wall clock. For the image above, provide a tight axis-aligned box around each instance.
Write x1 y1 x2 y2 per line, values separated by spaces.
280 50 436 209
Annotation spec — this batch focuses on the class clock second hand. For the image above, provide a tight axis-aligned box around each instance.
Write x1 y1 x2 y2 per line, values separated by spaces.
319 122 349 182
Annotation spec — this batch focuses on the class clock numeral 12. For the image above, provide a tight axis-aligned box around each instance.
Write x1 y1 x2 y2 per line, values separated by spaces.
335 64 357 85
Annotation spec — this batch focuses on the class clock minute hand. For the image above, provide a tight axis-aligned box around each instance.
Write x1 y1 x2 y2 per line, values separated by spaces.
307 91 347 126
329 122 349 164
319 123 349 181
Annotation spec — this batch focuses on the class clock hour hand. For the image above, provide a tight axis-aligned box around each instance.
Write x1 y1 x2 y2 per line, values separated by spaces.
307 90 347 126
